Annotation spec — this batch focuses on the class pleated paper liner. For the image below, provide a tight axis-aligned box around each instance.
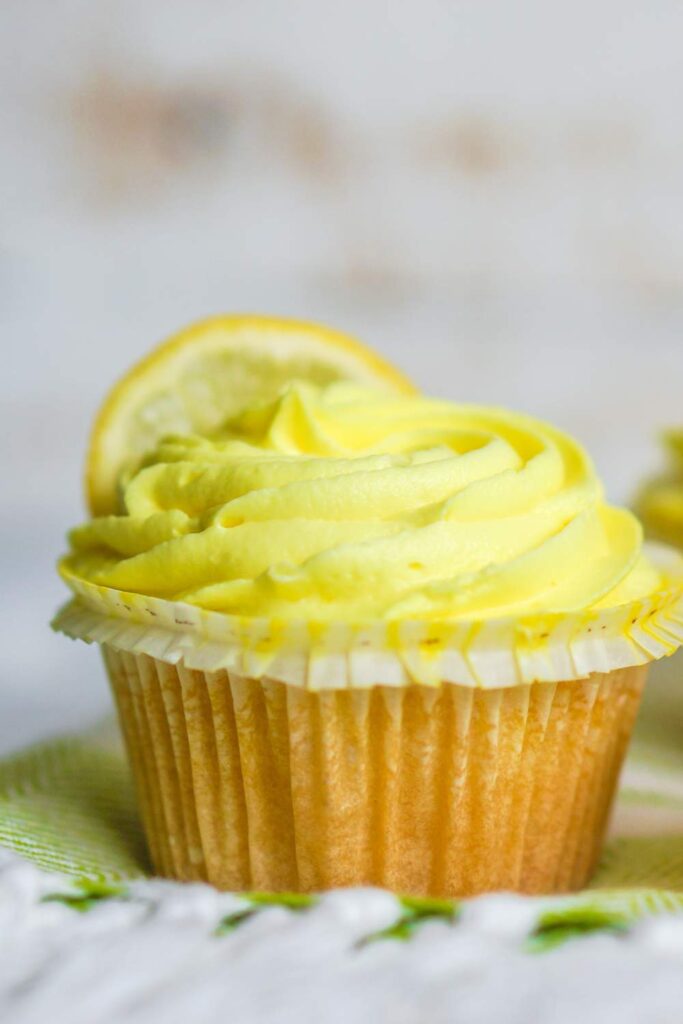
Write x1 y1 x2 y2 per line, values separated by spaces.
102 648 646 896
52 542 683 897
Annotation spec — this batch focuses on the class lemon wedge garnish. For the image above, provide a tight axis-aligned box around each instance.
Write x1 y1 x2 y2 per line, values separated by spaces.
86 314 415 515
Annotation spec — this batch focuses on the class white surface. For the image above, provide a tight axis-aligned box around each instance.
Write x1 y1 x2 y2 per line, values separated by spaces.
3 849 683 1024
2 0 683 753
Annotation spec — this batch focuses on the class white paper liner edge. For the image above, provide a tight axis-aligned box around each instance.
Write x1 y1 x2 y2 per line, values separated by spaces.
51 543 683 689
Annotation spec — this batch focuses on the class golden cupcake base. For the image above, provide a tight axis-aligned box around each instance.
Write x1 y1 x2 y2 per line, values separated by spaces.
104 646 646 897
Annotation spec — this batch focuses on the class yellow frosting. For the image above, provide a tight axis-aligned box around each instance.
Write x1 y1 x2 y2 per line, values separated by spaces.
637 430 683 549
63 382 665 622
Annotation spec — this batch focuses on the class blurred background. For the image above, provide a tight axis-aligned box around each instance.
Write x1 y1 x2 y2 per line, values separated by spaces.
3 0 683 753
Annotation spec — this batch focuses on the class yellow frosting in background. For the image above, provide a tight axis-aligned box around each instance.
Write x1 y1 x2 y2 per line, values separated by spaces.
63 382 665 622
636 430 683 550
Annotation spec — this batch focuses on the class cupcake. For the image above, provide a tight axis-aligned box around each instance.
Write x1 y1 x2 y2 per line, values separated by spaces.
636 430 683 549
54 319 683 897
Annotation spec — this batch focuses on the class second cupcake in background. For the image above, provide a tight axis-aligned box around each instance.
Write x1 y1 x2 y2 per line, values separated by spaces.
637 430 683 550
54 318 683 898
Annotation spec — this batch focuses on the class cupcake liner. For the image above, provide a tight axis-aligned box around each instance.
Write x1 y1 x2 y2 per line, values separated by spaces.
53 543 683 896
55 540 683 690
102 647 646 896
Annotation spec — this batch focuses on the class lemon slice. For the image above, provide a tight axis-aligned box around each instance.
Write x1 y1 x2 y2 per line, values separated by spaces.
86 314 415 515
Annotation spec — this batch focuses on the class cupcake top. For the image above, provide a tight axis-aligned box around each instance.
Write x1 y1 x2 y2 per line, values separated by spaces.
636 430 683 550
62 382 670 624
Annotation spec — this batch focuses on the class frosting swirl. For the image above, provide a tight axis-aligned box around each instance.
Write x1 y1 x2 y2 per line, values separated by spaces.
63 382 664 622
637 430 683 549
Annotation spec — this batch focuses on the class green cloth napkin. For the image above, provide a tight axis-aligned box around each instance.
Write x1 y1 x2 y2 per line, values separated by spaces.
2 654 683 925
